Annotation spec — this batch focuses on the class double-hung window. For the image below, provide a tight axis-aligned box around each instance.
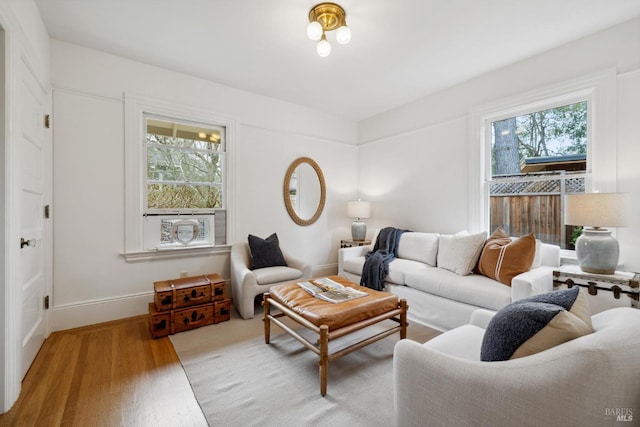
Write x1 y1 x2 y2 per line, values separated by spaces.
124 94 234 259
488 101 586 249
470 70 617 252
143 117 225 248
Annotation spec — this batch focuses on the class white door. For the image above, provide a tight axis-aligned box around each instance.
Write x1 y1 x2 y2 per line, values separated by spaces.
18 59 49 378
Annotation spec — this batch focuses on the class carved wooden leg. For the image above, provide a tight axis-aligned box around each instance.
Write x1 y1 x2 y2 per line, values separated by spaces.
319 325 329 396
263 293 271 344
399 299 407 339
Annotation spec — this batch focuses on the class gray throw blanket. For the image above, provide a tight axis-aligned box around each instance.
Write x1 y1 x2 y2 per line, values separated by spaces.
360 227 408 291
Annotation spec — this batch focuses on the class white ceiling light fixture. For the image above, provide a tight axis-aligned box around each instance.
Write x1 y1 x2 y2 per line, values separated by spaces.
307 2 350 57
316 34 331 57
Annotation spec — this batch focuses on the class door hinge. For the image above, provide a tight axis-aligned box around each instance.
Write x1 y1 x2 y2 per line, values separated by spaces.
44 114 51 129
44 205 50 219
44 295 50 310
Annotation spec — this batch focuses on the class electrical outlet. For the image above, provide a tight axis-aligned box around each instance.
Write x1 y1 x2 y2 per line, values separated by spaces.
180 271 188 278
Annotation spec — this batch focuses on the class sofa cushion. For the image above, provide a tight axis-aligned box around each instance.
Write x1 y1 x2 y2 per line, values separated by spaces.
253 266 304 285
480 287 593 361
342 256 429 285
397 232 439 266
478 228 536 286
423 324 484 361
248 233 287 270
404 268 512 311
437 232 486 276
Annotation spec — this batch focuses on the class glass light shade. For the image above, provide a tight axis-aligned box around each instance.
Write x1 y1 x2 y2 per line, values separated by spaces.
347 200 371 219
565 193 630 227
307 21 323 41
316 38 331 57
335 25 351 45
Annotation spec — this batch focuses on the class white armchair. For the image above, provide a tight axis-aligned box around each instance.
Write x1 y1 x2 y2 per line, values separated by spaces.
394 307 640 427
230 242 311 319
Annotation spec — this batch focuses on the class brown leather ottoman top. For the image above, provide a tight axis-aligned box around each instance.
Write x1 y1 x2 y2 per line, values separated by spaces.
268 276 399 330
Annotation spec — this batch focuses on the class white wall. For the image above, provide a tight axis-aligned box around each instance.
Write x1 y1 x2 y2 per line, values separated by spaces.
358 18 640 271
50 40 358 330
46 17 640 331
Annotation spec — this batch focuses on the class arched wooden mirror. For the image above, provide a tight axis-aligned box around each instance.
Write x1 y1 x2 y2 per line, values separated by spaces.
283 157 326 226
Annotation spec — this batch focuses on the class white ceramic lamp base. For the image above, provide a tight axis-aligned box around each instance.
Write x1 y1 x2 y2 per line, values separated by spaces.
351 220 367 241
575 228 619 275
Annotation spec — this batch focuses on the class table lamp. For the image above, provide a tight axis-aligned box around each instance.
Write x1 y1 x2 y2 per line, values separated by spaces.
347 200 371 241
564 192 630 274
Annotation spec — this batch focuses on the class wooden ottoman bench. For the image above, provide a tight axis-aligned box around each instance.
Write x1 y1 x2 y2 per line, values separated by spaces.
263 275 407 396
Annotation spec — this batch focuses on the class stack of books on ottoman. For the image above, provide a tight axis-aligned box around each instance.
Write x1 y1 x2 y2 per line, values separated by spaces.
148 273 231 338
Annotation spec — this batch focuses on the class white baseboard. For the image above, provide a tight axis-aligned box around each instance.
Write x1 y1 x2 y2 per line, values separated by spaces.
50 291 153 332
312 263 338 278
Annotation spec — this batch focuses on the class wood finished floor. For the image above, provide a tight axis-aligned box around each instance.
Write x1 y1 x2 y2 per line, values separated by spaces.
0 316 207 427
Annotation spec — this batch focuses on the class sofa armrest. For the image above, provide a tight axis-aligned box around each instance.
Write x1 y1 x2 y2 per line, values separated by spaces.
510 266 555 301
393 338 623 427
338 245 372 276
230 244 258 300
469 309 496 329
540 242 561 267
282 250 312 278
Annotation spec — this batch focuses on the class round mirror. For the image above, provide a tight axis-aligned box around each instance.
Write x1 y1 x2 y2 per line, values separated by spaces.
284 157 326 226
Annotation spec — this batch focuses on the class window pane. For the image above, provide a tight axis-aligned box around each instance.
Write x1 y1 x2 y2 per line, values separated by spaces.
148 183 222 209
147 146 222 183
492 101 587 177
489 175 585 247
489 101 587 249
145 117 225 212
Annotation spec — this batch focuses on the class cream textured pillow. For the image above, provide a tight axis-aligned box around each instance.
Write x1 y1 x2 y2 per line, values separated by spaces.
437 231 487 276
478 228 536 286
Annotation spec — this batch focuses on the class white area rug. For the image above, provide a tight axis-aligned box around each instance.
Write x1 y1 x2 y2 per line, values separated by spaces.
169 308 439 427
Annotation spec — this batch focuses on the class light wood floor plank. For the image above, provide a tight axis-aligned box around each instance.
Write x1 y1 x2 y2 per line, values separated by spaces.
0 316 207 427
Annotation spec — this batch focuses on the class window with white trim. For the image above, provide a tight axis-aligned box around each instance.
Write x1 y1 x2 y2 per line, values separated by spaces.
488 101 586 249
124 94 233 259
470 70 618 251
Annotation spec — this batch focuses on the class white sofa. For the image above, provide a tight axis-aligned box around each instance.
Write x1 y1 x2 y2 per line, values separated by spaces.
338 231 561 331
393 307 640 427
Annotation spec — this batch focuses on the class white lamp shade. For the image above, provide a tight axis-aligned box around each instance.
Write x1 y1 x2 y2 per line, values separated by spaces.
347 200 371 219
335 25 351 44
565 193 631 228
307 21 323 41
316 38 331 57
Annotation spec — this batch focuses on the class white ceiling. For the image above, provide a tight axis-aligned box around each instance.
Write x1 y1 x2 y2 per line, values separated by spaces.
34 0 640 122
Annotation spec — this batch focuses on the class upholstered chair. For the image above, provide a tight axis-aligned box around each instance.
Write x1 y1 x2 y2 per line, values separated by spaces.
230 242 311 319
393 307 640 427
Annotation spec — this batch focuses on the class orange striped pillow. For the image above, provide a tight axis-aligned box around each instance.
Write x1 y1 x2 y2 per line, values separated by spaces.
478 228 536 286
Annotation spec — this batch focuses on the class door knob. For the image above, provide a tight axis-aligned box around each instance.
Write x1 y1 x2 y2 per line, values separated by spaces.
20 238 36 249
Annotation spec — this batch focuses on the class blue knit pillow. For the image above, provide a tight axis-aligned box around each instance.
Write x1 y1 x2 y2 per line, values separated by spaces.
480 287 593 361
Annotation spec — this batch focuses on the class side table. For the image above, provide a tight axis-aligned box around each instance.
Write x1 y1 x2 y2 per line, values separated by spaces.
553 264 639 314
340 239 371 249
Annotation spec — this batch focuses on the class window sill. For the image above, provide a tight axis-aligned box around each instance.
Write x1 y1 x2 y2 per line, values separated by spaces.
122 244 231 262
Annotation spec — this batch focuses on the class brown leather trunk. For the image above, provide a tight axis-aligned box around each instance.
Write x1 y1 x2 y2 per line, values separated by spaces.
148 273 231 338
153 273 225 311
